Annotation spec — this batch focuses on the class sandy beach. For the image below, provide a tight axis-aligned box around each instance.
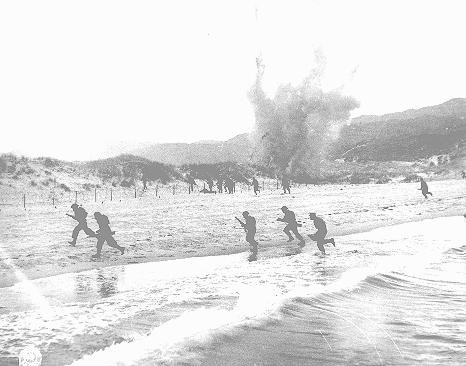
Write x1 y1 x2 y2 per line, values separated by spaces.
1 179 464 288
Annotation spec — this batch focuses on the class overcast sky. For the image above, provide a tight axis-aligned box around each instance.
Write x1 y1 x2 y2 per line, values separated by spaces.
1 0 465 160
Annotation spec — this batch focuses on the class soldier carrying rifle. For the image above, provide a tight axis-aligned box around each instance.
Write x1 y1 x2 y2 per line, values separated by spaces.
236 211 258 261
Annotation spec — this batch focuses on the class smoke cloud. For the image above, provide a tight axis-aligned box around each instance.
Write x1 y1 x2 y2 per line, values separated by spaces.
249 56 359 176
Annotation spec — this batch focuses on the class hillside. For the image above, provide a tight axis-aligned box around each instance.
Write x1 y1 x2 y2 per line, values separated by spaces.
330 115 466 161
131 133 253 165
0 154 274 207
332 98 466 162
352 98 466 124
1 99 465 195
82 154 182 185
130 99 466 166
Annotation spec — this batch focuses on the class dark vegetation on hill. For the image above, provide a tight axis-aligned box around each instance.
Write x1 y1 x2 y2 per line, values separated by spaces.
0 153 277 191
330 115 466 162
0 152 462 191
0 154 73 193
131 133 252 166
80 155 277 186
180 162 275 183
129 98 466 171
1 99 465 189
82 154 182 185
0 154 65 177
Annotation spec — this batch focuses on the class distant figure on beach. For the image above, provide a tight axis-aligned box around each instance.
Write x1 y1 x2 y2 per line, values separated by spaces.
92 212 125 259
252 177 260 195
216 179 223 193
308 213 335 255
142 173 148 191
207 178 214 192
282 176 291 194
187 175 196 194
462 171 465 179
67 203 95 246
236 211 258 261
277 206 305 247
225 178 234 194
419 177 433 199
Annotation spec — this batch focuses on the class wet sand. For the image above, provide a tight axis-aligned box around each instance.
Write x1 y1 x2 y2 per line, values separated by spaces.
1 180 465 288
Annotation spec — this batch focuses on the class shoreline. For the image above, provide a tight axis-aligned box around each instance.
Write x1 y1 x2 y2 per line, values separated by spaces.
1 209 462 289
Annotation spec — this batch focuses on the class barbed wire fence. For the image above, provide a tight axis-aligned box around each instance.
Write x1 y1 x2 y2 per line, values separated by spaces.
0 178 309 210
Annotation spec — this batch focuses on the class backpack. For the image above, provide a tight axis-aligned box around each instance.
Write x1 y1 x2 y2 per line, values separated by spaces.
100 214 110 226
76 206 88 220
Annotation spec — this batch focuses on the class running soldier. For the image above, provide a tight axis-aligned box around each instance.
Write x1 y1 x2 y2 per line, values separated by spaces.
67 203 95 246
282 176 291 194
207 178 214 192
308 212 335 255
216 179 223 193
419 177 433 199
252 177 260 195
187 174 196 194
92 212 125 259
236 211 259 261
277 206 305 247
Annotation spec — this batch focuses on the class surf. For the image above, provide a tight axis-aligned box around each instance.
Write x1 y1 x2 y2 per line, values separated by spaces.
65 216 465 365
1 215 464 365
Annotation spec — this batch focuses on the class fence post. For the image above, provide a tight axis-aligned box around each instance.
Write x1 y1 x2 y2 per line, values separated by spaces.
134 187 137 198
173 184 176 195
52 197 54 206
94 187 97 202
110 189 113 201
156 184 159 197
23 193 26 210
75 191 78 204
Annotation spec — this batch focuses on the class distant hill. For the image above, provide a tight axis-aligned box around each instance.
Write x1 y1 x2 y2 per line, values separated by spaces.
131 99 466 165
131 134 253 165
82 154 182 184
0 154 273 201
330 99 466 162
352 98 466 124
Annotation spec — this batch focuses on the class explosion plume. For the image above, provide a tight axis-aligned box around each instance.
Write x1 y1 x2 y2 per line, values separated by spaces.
249 56 359 176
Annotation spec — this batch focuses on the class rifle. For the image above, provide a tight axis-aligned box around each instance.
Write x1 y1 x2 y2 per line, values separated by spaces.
93 229 116 239
66 213 77 220
276 217 302 227
235 217 247 232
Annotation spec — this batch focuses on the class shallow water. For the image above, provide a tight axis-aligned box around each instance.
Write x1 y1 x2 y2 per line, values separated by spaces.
0 216 465 365
200 245 466 366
